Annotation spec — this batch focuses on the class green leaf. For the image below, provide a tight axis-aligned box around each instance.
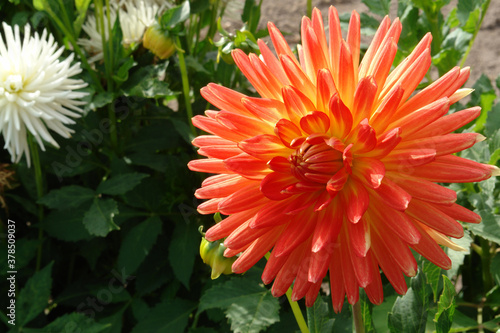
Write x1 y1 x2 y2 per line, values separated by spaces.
17 262 54 326
117 216 162 275
38 312 109 333
88 91 114 110
131 298 195 333
97 172 149 195
199 277 280 333
359 291 375 333
126 120 180 153
83 198 120 237
362 0 391 16
446 230 472 279
74 0 91 35
434 275 456 333
388 271 430 333
467 178 500 244
307 296 334 333
160 1 190 28
38 185 95 210
168 221 200 289
121 62 176 99
43 207 93 242
423 261 442 302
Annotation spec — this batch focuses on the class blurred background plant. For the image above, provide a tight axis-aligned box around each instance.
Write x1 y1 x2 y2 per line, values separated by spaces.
0 0 499 332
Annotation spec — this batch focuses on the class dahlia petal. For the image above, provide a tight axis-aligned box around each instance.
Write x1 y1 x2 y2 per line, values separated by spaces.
201 83 249 116
397 133 484 158
371 235 408 295
408 155 498 183
282 85 316 123
232 226 284 274
260 172 296 200
224 220 273 250
352 77 378 125
372 177 411 211
368 199 421 244
329 248 346 313
411 222 452 270
198 145 242 159
239 134 291 161
406 199 464 238
311 202 343 252
281 56 316 103
202 173 238 187
192 135 235 148
326 167 349 194
363 254 384 305
272 241 308 297
224 154 269 179
267 156 292 174
198 198 224 214
389 97 449 138
316 69 337 112
346 10 361 75
328 6 342 83
218 184 267 215
368 37 398 96
398 67 470 117
224 244 250 257
349 244 373 288
338 40 355 108
340 232 360 305
250 200 291 229
273 209 317 257
232 49 281 100
293 256 316 300
262 250 291 285
205 208 259 241
300 111 330 135
343 180 370 224
370 84 404 133
426 228 467 251
358 15 391 79
217 111 274 137
192 115 246 141
407 107 481 139
258 39 291 86
268 21 299 66
372 222 417 277
305 280 324 307
195 175 254 199
352 157 385 189
328 93 353 139
348 215 371 257
383 148 436 168
283 192 321 215
435 203 481 224
241 97 287 123
365 127 402 159
188 158 231 174
301 17 328 81
389 173 457 204
346 119 377 154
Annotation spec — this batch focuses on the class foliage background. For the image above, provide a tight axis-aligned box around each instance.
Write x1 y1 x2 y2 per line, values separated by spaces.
0 0 499 332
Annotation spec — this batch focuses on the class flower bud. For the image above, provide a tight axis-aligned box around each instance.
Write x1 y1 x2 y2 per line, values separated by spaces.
199 237 235 279
143 23 176 60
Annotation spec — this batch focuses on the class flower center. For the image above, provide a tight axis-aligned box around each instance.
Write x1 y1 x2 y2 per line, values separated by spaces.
4 75 23 93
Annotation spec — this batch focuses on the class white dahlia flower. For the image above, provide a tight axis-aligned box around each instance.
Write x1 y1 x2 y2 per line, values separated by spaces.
0 23 87 165
78 0 165 62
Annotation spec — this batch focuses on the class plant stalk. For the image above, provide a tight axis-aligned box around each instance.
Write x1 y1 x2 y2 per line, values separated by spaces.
285 288 310 333
176 37 197 137
29 135 45 271
352 301 365 333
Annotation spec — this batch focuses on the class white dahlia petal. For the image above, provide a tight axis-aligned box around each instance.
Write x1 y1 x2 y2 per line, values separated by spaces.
0 23 88 166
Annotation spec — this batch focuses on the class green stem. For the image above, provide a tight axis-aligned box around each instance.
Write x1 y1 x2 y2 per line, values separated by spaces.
460 0 491 67
285 288 310 333
108 101 118 149
306 0 312 17
352 301 365 333
29 135 44 272
176 37 197 137
480 238 494 292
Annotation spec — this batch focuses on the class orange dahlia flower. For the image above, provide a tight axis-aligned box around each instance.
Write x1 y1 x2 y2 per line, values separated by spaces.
188 7 499 312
